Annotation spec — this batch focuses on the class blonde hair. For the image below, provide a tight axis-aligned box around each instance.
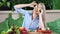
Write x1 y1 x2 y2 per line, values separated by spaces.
38 3 46 11
38 3 47 28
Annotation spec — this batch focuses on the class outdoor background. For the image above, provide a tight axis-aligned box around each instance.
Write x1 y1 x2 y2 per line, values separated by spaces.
0 0 60 10
0 0 60 34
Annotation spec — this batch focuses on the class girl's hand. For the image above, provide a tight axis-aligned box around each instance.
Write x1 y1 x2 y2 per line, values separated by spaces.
29 1 37 7
39 9 43 15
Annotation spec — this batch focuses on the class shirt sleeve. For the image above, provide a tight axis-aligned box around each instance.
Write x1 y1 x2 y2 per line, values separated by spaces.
14 6 28 15
14 6 33 15
28 11 33 15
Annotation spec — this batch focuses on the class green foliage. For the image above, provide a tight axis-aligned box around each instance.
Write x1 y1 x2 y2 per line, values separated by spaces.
0 0 10 8
52 0 60 9
0 2 3 7
1 31 6 34
0 0 52 10
6 25 20 34
47 19 60 34
2 0 6 3
11 0 53 10
6 2 10 8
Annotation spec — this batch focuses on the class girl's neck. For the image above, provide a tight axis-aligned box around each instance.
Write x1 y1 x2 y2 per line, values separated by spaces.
32 12 38 20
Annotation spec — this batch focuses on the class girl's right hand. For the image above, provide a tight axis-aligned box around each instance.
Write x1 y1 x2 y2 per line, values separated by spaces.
29 1 37 7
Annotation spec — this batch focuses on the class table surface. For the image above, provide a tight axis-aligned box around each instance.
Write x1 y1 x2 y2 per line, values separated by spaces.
28 32 58 34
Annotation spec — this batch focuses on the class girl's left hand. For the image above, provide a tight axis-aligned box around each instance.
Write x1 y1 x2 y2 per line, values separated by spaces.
39 9 43 15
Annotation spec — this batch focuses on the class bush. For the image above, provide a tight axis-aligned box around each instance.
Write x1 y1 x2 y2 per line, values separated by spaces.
0 0 52 10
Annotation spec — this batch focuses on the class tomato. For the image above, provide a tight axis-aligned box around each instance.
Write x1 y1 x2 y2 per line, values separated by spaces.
19 27 24 31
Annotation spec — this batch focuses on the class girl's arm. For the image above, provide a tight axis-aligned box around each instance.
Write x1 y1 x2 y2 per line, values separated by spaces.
39 9 46 30
14 1 36 15
14 1 37 8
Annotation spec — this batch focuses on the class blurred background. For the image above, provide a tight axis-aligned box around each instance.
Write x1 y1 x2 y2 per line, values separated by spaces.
0 0 60 11
0 0 60 34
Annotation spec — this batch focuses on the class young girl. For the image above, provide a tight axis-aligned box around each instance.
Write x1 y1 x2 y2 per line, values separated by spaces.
14 1 46 31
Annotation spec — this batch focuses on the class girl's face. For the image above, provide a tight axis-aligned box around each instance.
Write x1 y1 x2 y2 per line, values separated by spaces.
33 5 38 14
33 3 43 14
